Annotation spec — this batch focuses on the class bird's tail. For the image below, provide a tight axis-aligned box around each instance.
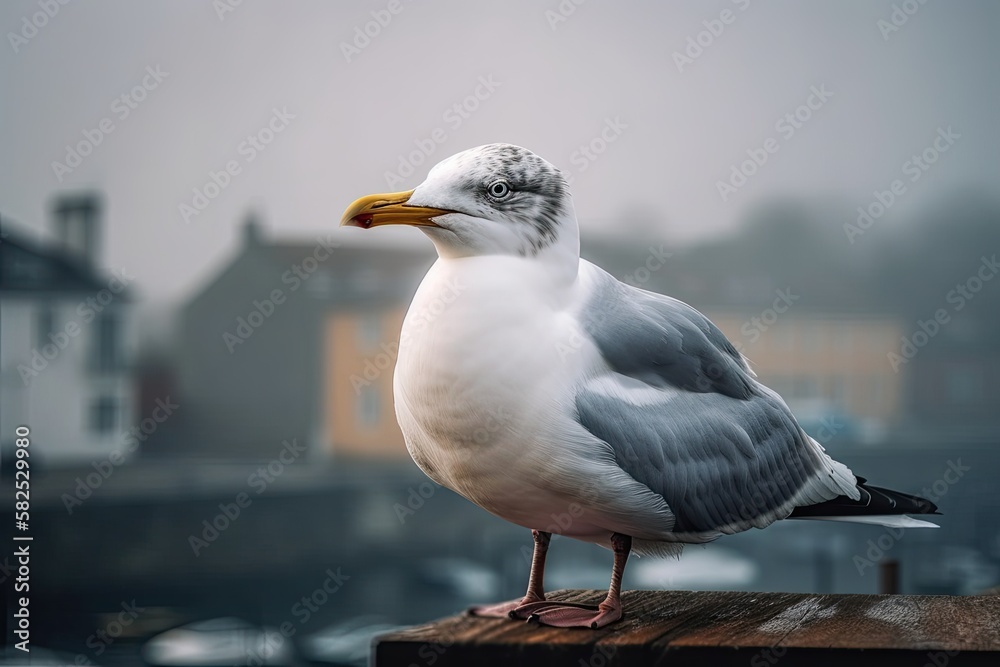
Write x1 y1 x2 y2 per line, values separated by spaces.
787 477 940 528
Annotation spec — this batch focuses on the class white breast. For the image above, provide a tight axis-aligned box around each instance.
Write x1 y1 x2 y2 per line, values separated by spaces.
391 256 678 543
393 258 587 515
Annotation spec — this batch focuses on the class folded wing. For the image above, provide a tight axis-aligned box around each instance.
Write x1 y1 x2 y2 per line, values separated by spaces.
575 262 859 540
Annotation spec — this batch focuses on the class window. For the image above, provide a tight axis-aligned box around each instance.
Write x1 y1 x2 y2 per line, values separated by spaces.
357 386 379 428
92 312 121 372
6 251 45 283
90 396 118 434
306 271 334 298
36 305 55 347
350 267 381 293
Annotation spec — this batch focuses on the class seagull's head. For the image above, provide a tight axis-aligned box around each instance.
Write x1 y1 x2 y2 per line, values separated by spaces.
341 143 578 261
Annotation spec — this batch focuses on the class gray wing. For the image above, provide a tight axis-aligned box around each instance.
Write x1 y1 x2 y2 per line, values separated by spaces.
575 263 857 537
578 266 755 400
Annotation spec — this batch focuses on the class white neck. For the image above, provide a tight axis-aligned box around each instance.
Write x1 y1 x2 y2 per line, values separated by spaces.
424 206 582 289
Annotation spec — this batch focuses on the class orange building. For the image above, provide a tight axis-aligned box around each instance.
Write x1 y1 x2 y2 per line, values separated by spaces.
324 308 408 458
705 311 905 426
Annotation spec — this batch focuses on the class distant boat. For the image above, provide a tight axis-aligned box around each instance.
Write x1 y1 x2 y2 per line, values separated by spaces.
142 618 295 667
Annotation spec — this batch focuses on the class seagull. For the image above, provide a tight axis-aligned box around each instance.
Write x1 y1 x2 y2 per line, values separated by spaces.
340 143 939 629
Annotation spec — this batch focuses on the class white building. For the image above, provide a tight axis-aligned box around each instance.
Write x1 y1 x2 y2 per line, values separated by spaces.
0 194 136 467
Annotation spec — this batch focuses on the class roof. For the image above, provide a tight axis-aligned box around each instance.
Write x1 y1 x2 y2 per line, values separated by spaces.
0 220 122 296
183 222 437 315
267 240 435 307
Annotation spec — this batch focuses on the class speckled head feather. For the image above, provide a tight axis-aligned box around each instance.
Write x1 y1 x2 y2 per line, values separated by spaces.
409 143 575 258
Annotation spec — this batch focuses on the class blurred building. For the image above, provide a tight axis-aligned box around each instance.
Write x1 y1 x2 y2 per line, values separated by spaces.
707 312 904 440
324 307 409 457
174 216 432 460
901 341 1000 442
0 194 136 466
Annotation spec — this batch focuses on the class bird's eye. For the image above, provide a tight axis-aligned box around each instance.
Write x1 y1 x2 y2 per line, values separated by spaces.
486 180 511 199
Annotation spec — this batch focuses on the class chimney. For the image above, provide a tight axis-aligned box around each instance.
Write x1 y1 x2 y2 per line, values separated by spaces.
243 210 264 247
53 193 101 266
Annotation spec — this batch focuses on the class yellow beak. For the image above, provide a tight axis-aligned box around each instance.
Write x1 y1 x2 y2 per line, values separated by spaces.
340 190 453 229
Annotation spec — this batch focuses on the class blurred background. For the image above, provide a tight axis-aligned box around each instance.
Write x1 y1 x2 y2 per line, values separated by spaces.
2 0 999 664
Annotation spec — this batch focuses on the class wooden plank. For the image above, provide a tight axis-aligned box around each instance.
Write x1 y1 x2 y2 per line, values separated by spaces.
374 589 1000 667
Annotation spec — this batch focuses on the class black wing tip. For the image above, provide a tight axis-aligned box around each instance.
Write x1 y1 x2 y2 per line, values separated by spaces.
870 483 940 515
789 480 941 519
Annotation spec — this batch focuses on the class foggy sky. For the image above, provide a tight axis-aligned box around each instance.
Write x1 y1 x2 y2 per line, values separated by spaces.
2 0 998 303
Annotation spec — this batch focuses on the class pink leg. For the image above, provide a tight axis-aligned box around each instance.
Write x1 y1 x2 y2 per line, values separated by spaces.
525 533 631 629
469 530 551 619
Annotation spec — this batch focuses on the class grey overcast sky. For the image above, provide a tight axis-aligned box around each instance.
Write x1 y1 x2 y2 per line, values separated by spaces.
2 0 997 303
